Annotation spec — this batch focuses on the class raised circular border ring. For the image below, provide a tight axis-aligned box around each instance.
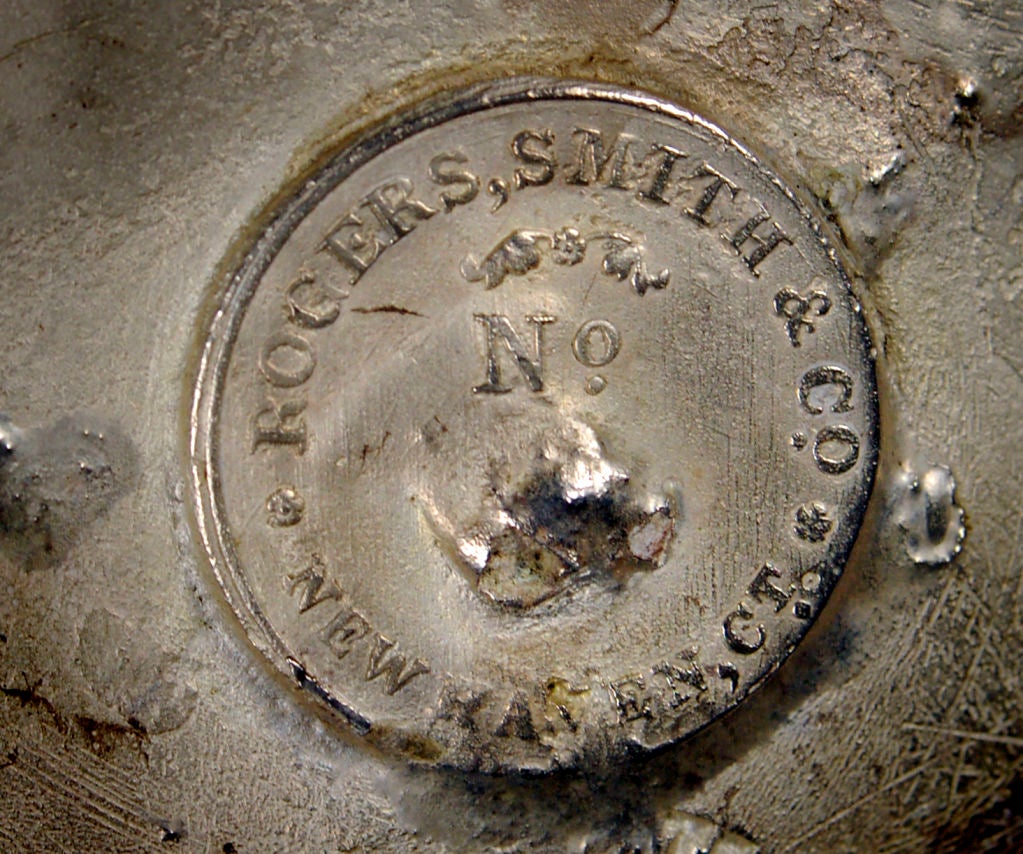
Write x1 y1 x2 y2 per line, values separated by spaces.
188 78 880 771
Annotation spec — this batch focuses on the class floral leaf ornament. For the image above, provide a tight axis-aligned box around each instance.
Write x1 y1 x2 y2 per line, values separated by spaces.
459 231 543 289
601 235 670 295
461 227 670 296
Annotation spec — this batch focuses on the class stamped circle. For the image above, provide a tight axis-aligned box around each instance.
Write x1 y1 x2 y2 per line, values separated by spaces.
190 80 879 771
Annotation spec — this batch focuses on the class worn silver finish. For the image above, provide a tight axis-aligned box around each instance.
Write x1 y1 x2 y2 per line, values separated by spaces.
1 1 1020 851
191 81 878 772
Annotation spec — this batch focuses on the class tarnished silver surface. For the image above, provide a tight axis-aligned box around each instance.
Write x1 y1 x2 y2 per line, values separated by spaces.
192 81 878 771
1 1 1021 851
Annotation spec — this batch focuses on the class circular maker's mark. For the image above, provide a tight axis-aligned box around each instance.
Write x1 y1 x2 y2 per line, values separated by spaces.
190 79 879 772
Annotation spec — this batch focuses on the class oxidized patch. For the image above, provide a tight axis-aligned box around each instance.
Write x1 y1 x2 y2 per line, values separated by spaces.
190 79 879 771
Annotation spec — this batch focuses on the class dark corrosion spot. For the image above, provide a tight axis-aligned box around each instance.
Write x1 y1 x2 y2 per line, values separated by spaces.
73 714 148 756
474 463 676 610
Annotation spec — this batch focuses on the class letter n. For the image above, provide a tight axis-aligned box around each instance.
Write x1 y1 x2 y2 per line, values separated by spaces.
473 314 556 394
287 555 343 613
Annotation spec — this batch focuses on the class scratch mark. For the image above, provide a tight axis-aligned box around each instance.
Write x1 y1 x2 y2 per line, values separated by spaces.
4 810 72 854
5 734 163 848
7 761 139 845
902 724 1023 749
644 0 679 35
62 733 148 792
359 431 392 467
22 742 148 818
1010 502 1023 601
924 568 962 633
0 18 102 67
351 305 426 318
946 739 975 822
35 740 151 823
788 761 935 849
942 633 988 722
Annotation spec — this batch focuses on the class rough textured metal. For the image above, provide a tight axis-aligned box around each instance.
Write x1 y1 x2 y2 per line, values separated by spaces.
0 1 1020 851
